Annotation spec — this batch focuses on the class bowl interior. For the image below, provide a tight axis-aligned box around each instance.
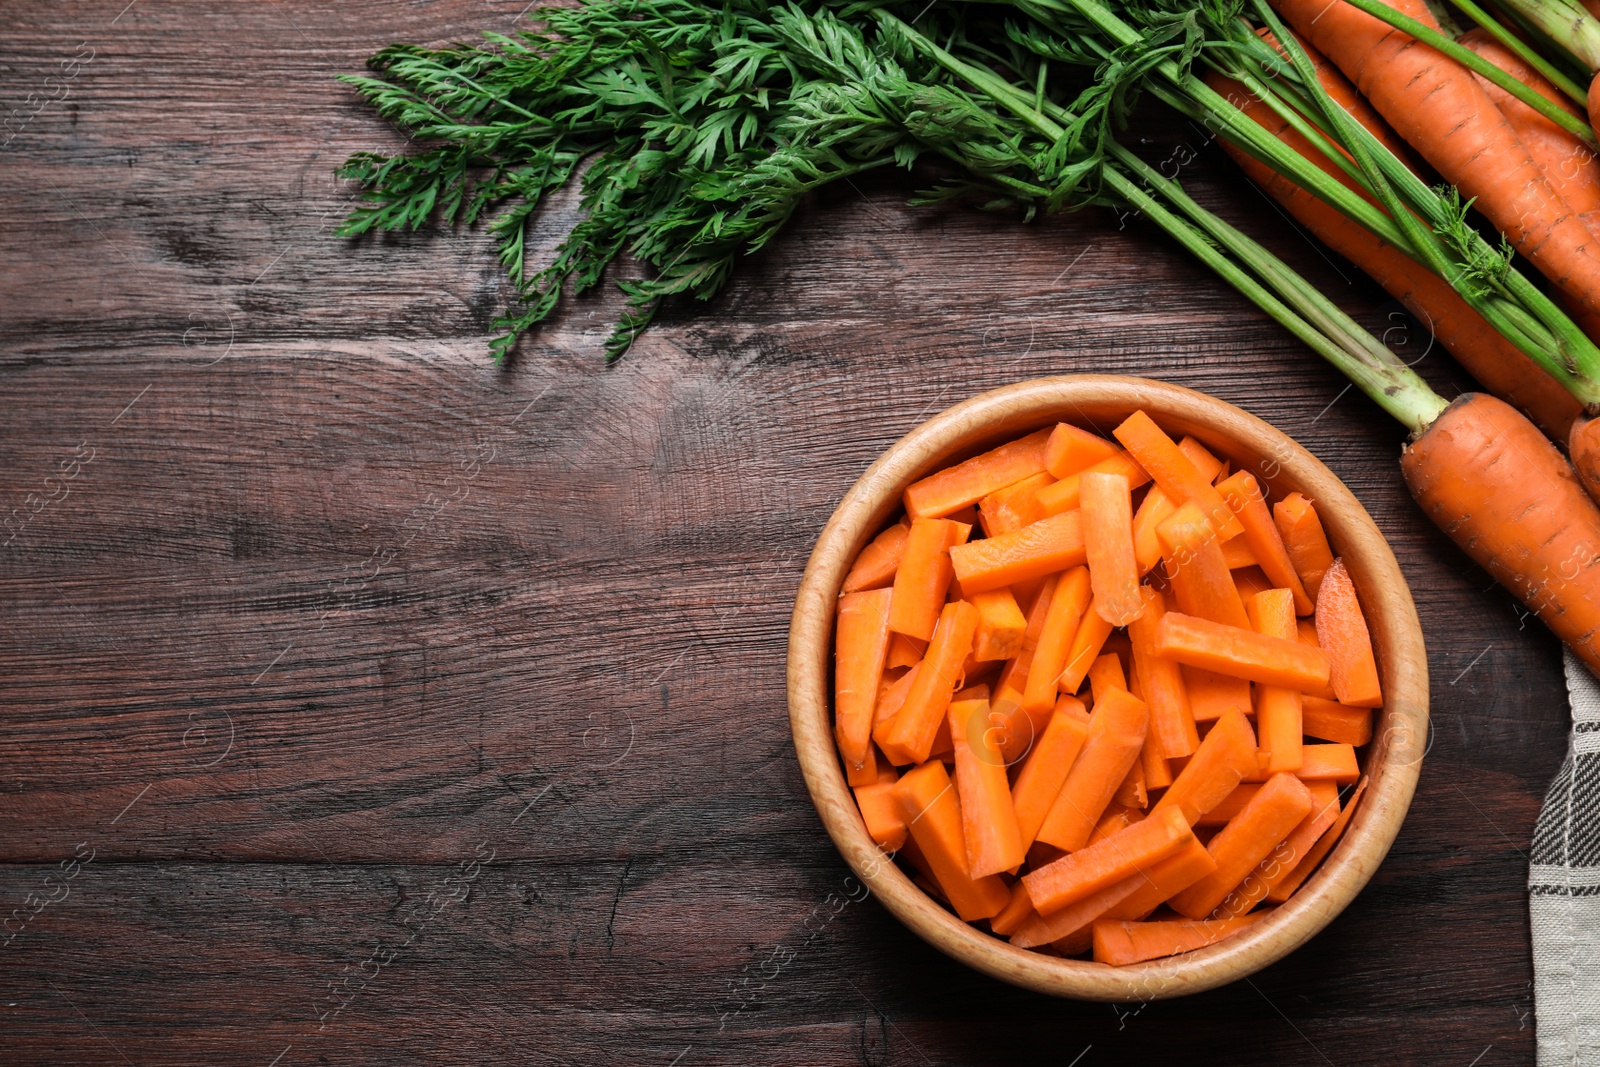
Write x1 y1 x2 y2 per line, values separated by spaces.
787 374 1428 1000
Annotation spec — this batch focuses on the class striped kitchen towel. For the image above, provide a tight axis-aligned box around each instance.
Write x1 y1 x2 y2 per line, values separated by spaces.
1532 649 1600 1065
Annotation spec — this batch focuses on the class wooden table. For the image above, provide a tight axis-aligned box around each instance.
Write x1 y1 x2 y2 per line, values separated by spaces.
0 2 1564 1063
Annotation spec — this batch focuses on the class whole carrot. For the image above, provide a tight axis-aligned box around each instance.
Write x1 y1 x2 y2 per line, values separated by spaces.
1205 66 1583 442
1271 0 1600 322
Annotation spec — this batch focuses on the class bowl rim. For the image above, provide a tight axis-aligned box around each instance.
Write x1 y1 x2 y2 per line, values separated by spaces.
786 374 1429 1000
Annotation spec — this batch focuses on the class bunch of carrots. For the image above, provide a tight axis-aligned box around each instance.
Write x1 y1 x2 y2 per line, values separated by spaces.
834 411 1378 964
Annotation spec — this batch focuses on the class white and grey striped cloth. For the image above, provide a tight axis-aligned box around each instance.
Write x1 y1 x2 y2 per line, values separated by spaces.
1531 650 1600 1064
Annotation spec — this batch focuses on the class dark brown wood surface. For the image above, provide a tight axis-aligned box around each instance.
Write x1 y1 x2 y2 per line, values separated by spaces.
0 2 1567 1063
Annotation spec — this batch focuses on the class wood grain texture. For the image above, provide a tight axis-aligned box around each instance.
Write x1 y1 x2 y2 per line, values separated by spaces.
0 0 1565 1061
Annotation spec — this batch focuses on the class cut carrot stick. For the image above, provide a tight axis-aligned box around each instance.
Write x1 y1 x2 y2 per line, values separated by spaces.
1158 502 1250 629
1301 696 1374 746
892 761 1012 921
1100 836 1221 923
878 600 979 765
1156 612 1332 691
950 510 1087 595
1169 772 1313 919
1232 566 1273 605
1090 803 1145 845
903 427 1053 520
1184 667 1254 722
1272 493 1335 601
844 522 909 594
1113 759 1148 810
1247 588 1303 774
1220 535 1257 570
1012 835 1218 947
835 588 894 770
874 662 919 728
1315 559 1383 708
1037 688 1151 851
888 518 971 642
1216 471 1313 615
1142 732 1174 790
1295 619 1339 700
1035 452 1152 517
1082 471 1146 627
1215 781 1341 918
845 741 880 787
1267 778 1368 903
1132 438 1227 575
1092 915 1263 966
1127 586 1199 760
1023 566 1092 712
1011 695 1093 851
989 881 1040 937
978 472 1052 537
885 632 925 670
1246 743 1360 784
1045 423 1122 479
1151 708 1260 826
1114 410 1244 540
950 697 1025 878
1059 597 1117 695
970 587 1027 662
1088 652 1128 701
1024 806 1193 914
1195 783 1260 827
992 574 1061 764
854 780 908 851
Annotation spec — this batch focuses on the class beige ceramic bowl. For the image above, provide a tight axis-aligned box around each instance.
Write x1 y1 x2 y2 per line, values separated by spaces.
787 375 1428 1000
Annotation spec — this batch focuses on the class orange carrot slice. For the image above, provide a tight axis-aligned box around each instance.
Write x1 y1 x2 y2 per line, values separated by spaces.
878 600 979 765
1088 652 1128 701
873 662 919 729
978 471 1053 536
1011 695 1093 851
950 510 1086 594
1247 588 1303 774
1035 452 1152 517
1089 802 1146 845
1169 771 1313 919
950 697 1026 878
903 427 1053 520
1023 566 1092 713
1127 586 1199 760
854 780 908 850
1232 566 1274 604
1266 777 1368 903
1301 696 1374 746
1272 493 1335 600
888 518 971 641
1215 780 1340 918
1157 502 1251 629
1058 595 1117 695
1216 471 1313 615
1195 783 1259 827
1142 732 1174 790
1132 438 1225 575
1024 805 1193 914
845 741 881 787
885 632 925 670
1112 760 1148 810
970 587 1026 662
1151 708 1259 826
892 761 1012 921
989 881 1040 937
1220 535 1258 570
1082 471 1146 626
1036 688 1150 851
1092 915 1264 965
844 522 910 594
1245 743 1359 784
1184 666 1254 722
1113 411 1244 540
1315 558 1383 708
1044 423 1122 479
1156 612 1332 691
835 588 894 769
1011 835 1217 947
